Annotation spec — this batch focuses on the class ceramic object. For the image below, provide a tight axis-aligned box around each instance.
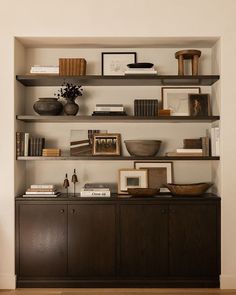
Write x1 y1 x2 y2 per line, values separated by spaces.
33 97 63 116
127 188 160 197
164 182 213 196
124 140 162 156
64 100 79 115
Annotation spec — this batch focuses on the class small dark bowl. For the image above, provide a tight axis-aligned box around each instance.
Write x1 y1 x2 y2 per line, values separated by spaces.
127 188 160 197
127 62 154 68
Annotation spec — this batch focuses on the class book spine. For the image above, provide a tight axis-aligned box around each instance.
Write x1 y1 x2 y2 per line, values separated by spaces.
211 127 216 156
201 137 207 156
215 127 220 156
20 132 25 156
24 133 29 156
80 59 86 75
16 132 21 157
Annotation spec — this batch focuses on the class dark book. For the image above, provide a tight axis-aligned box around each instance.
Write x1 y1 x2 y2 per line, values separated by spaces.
92 111 127 116
183 138 202 149
20 132 25 156
16 132 22 157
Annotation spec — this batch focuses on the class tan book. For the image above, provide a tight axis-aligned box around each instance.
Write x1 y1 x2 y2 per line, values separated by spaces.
26 188 56 192
166 151 203 157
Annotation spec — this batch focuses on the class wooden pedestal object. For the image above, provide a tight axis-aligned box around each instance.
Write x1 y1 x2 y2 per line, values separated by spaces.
175 50 201 75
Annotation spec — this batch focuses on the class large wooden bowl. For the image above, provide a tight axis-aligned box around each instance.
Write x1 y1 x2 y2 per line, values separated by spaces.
165 182 213 196
124 140 162 157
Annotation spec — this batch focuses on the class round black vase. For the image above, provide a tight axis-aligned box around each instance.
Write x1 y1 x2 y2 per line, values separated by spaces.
33 97 63 116
64 100 79 116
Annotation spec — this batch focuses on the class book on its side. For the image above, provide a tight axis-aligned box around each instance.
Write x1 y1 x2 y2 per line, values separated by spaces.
25 191 58 195
80 191 111 197
31 184 55 189
81 188 110 191
23 192 61 198
176 149 203 153
166 151 203 157
26 188 56 192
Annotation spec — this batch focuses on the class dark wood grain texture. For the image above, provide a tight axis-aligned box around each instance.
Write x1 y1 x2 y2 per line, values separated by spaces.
18 204 67 277
16 75 220 86
68 204 116 277
119 204 169 277
169 204 218 276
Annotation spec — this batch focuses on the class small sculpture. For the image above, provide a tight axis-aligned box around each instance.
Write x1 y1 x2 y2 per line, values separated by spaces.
63 173 70 196
71 169 78 197
175 49 201 75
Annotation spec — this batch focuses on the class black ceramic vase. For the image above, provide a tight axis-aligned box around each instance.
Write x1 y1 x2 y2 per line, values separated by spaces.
33 97 63 116
64 100 79 116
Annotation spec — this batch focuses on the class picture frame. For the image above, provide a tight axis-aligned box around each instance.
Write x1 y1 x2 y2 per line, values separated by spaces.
188 93 210 117
134 161 173 193
92 133 121 155
101 52 137 76
118 168 148 194
161 87 201 116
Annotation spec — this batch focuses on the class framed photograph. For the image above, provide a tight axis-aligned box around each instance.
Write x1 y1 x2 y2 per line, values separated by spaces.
118 169 148 194
101 52 137 75
189 94 210 117
162 87 201 116
93 133 121 155
134 161 173 193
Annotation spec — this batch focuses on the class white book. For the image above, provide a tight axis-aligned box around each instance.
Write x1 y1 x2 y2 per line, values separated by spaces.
126 68 155 72
23 192 60 198
80 191 111 197
176 148 203 153
25 191 57 195
215 127 220 156
81 188 110 191
30 66 59 74
95 106 124 112
211 127 216 156
30 184 55 189
24 133 29 156
125 70 157 75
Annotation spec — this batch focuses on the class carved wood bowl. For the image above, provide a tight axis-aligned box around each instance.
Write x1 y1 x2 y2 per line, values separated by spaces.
127 188 160 197
124 140 162 156
164 182 213 196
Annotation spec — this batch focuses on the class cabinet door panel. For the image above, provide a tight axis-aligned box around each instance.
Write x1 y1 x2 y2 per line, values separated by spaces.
68 204 116 277
169 204 218 276
120 204 168 277
18 204 67 277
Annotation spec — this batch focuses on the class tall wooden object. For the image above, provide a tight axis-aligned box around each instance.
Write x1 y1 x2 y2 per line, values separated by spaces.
175 50 201 75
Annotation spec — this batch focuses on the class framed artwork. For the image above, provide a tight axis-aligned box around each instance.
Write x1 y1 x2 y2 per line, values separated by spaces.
134 161 173 192
101 52 137 75
93 133 121 155
161 87 201 116
70 130 107 156
118 169 148 194
188 93 210 116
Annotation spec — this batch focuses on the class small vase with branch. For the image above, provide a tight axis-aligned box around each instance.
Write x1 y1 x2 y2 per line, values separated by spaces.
57 82 83 115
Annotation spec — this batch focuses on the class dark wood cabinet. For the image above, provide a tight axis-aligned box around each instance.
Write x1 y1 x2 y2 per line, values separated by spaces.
17 204 67 277
119 204 168 277
169 204 219 276
15 195 220 287
68 204 116 277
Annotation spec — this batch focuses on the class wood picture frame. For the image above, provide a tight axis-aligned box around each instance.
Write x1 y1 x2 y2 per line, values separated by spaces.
101 52 137 76
92 133 121 155
161 87 201 116
188 93 210 117
134 161 173 192
118 168 148 194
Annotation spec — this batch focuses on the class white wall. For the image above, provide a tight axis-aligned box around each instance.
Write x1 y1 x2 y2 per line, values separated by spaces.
0 0 236 289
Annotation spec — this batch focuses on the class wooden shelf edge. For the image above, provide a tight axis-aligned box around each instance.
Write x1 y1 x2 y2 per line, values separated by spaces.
16 115 220 123
17 156 220 161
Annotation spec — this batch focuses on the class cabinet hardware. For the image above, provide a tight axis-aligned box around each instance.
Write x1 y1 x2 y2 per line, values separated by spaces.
60 209 65 213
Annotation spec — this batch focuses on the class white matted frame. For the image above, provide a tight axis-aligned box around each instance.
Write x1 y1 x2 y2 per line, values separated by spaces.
118 169 148 194
101 52 137 76
134 162 173 193
162 87 201 116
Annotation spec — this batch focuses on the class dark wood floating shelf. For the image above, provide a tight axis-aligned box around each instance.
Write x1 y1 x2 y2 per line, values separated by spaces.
17 156 220 161
16 115 220 123
16 74 220 86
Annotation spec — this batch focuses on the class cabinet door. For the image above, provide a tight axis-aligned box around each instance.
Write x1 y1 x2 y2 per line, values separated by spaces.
18 204 67 277
119 204 168 277
68 204 116 277
169 204 218 276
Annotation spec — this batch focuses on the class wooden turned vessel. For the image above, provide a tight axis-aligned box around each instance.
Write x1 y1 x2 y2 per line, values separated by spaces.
175 49 201 75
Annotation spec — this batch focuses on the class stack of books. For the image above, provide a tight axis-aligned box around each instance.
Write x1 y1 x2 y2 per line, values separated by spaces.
166 148 203 157
30 65 59 74
125 67 157 75
16 132 45 156
23 184 60 197
134 99 158 117
92 104 127 116
80 183 111 197
42 148 61 157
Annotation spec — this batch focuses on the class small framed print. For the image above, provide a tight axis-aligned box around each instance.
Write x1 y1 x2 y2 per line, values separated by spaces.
188 93 210 117
134 161 173 193
162 87 201 116
118 169 148 194
101 52 137 76
93 133 121 156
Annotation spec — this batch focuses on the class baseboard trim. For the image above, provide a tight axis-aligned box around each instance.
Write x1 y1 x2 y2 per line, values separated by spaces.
220 275 236 289
0 274 16 289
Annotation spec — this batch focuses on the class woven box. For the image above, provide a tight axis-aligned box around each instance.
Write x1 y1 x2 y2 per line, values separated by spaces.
59 58 87 76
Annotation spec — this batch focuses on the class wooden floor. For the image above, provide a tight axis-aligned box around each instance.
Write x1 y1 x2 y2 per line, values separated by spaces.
0 289 236 295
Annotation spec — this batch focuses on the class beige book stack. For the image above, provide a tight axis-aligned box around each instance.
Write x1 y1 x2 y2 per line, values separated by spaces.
42 148 61 157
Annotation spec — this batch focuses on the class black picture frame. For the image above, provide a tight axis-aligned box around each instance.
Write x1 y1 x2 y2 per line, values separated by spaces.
188 93 210 117
101 52 137 76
